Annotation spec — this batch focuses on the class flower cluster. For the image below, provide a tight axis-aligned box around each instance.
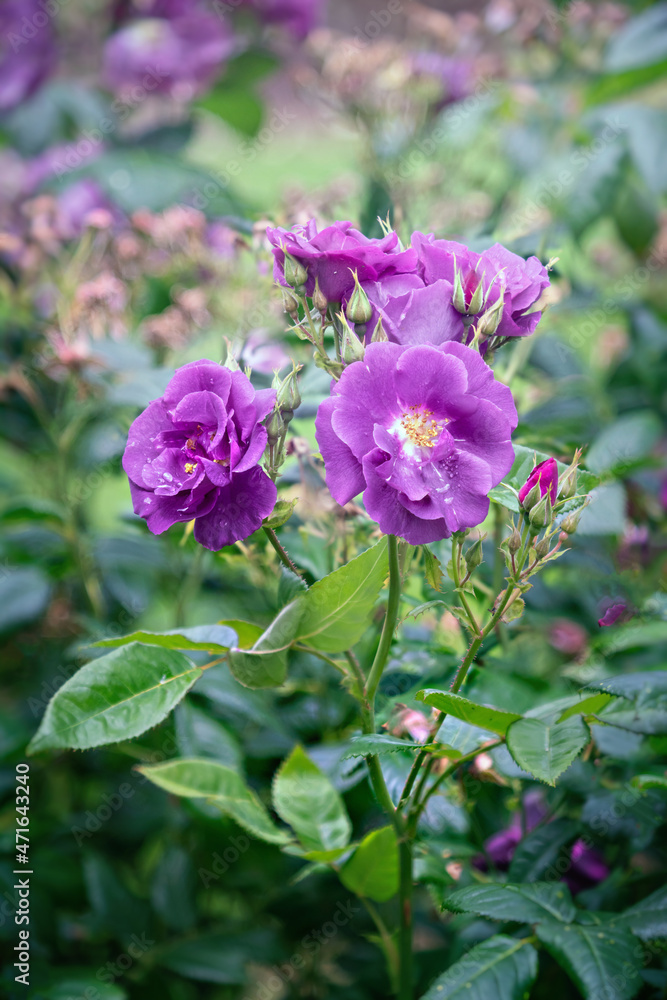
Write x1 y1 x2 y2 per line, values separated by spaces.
122 219 554 549
268 220 550 351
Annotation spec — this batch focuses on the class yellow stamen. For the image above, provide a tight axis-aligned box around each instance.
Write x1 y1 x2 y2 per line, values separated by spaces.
400 405 440 448
184 462 196 474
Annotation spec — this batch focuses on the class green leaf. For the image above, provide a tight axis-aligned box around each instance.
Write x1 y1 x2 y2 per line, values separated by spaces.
198 87 263 136
614 885 667 940
339 826 399 902
341 734 439 758
444 881 577 925
137 758 288 844
218 619 263 649
228 600 305 688
557 692 614 722
272 745 351 852
506 716 590 785
535 920 642 1000
508 819 579 883
296 538 389 653
417 690 522 737
592 673 667 735
603 4 667 73
631 773 667 792
586 411 663 474
423 546 443 591
40 975 126 1000
419 935 538 1000
28 644 201 753
94 624 236 653
583 670 667 698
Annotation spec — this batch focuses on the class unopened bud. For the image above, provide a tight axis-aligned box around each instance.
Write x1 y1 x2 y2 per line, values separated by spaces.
474 293 504 341
507 525 522 554
312 277 328 314
276 364 302 415
340 316 365 364
281 287 299 318
223 339 240 371
560 508 584 535
266 409 284 447
283 251 307 289
464 537 484 573
521 482 541 512
558 449 582 500
345 271 373 325
371 316 388 342
452 266 485 316
534 536 550 559
528 493 553 532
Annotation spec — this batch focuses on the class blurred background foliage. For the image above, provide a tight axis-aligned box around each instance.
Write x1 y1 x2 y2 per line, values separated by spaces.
0 0 666 997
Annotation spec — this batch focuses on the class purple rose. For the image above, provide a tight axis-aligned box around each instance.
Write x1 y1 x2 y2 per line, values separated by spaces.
480 243 551 338
123 360 277 550
479 792 609 894
267 219 418 304
315 341 518 544
518 457 559 507
104 10 234 99
412 232 550 341
360 272 464 346
0 0 57 112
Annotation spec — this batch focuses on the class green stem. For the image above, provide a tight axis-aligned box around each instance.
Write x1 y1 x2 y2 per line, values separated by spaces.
398 839 413 1000
364 535 401 705
263 526 302 577
408 740 503 834
361 897 400 991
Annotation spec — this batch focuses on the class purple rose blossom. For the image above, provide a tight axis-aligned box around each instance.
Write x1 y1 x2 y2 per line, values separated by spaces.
0 0 57 112
123 360 277 550
267 219 418 304
518 457 559 507
315 341 518 544
478 791 609 894
103 10 234 99
412 232 550 341
360 272 465 347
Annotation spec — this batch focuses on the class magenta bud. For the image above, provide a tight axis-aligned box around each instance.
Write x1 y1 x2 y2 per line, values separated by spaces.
519 457 559 509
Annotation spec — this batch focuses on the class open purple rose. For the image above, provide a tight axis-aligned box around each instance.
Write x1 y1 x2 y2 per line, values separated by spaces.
518 457 559 507
123 360 277 550
413 232 550 341
267 219 418 304
315 341 518 544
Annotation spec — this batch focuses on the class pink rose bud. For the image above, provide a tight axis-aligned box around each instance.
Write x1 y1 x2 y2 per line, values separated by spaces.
518 457 559 509
597 602 629 627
